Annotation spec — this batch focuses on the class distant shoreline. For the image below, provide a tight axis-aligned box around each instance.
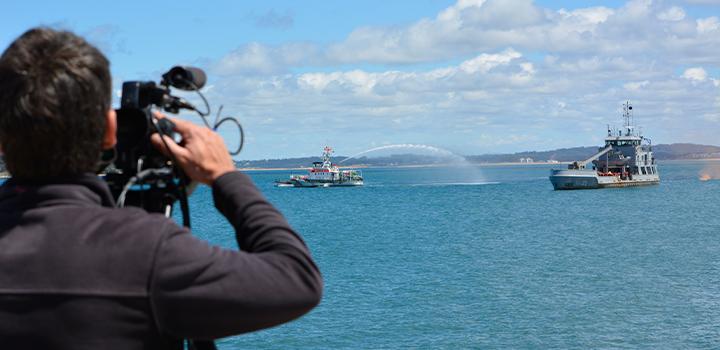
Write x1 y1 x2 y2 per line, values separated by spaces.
237 161 571 172
0 159 717 178
236 158 720 172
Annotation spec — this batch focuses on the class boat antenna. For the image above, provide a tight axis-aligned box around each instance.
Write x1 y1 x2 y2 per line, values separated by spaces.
322 146 333 167
623 101 634 136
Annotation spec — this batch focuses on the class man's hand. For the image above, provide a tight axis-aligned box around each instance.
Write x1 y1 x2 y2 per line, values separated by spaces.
150 113 236 185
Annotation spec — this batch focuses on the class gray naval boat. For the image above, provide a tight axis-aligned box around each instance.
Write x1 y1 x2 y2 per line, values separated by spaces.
549 102 659 190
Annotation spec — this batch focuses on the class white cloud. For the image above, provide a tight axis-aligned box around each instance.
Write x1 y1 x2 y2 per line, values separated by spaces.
318 0 715 66
203 0 720 158
682 67 708 81
324 0 557 64
213 42 319 75
215 0 720 72
455 0 546 30
208 46 719 155
557 6 614 30
697 16 720 33
683 0 720 4
213 43 279 75
657 7 686 21
298 70 380 95
623 0 653 17
624 80 650 90
437 0 487 22
459 49 521 74
297 49 527 95
702 113 720 122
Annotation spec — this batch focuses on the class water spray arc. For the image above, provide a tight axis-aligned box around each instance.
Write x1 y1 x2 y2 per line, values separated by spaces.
339 144 467 164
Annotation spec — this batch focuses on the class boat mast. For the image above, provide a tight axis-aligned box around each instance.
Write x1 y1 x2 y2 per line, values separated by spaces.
322 146 333 168
623 101 633 136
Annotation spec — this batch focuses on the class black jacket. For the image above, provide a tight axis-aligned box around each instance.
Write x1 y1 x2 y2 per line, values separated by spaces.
0 171 322 349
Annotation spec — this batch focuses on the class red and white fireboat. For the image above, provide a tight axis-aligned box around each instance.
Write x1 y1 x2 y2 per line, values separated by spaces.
275 146 364 187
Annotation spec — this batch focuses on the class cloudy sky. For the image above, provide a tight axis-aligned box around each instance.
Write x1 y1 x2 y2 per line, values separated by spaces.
2 0 720 159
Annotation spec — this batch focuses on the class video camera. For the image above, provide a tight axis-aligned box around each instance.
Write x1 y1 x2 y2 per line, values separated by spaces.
104 66 207 217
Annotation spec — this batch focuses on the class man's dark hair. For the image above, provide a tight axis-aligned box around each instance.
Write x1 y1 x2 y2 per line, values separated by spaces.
0 27 111 180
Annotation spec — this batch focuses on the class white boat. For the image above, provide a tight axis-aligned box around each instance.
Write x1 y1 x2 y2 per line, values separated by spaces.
275 146 364 188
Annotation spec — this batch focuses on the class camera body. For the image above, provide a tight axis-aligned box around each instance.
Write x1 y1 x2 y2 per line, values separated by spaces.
114 81 178 173
105 67 206 214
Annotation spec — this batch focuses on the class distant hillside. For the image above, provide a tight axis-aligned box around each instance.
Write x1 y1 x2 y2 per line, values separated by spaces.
235 143 720 168
466 147 597 163
235 157 324 169
235 153 451 168
467 143 720 163
653 143 720 160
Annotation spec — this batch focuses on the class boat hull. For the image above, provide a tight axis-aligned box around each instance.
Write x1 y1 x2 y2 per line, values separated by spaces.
550 169 659 190
275 179 364 188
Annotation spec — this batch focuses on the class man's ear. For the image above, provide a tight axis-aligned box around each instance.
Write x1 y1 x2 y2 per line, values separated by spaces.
102 109 117 149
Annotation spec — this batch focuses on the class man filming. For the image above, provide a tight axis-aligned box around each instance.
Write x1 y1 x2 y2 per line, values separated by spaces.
0 27 322 348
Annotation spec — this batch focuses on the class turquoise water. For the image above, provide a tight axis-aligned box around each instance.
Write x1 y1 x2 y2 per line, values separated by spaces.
184 161 720 349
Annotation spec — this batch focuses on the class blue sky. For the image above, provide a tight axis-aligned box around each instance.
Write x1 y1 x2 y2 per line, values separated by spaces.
3 0 720 159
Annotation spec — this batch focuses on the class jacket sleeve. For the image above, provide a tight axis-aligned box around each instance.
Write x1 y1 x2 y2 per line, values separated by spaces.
149 171 323 340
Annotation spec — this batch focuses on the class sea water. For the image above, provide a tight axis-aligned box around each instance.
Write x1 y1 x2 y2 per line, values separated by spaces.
182 161 720 349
